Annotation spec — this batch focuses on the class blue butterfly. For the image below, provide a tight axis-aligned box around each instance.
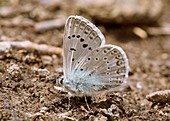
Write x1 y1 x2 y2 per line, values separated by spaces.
58 16 129 97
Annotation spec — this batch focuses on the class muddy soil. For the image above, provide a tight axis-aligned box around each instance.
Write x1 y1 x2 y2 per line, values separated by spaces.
0 0 169 121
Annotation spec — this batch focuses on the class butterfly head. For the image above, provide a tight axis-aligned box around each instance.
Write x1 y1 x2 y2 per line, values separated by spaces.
57 75 83 96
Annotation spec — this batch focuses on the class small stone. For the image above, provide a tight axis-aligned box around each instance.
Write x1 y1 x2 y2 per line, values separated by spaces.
146 90 170 103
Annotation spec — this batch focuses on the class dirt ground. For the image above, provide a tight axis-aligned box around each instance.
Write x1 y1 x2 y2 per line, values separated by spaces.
0 0 170 121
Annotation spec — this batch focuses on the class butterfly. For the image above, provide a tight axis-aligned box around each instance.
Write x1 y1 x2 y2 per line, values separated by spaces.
58 15 129 97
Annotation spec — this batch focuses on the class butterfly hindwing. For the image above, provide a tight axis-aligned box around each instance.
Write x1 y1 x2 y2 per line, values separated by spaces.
73 45 129 94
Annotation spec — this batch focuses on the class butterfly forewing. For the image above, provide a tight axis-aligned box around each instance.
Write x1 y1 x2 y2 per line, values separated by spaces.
63 16 105 78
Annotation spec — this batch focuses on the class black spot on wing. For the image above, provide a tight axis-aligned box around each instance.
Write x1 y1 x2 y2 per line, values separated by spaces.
77 35 80 38
83 44 88 48
89 47 92 51
70 48 76 51
80 38 84 42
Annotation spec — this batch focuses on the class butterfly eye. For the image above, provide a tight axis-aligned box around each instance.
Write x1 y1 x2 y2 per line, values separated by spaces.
58 77 64 85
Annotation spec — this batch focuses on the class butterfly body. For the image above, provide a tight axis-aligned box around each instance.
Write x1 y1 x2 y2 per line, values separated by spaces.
60 16 129 96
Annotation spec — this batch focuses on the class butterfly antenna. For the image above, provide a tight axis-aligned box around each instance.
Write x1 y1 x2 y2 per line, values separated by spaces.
84 96 91 111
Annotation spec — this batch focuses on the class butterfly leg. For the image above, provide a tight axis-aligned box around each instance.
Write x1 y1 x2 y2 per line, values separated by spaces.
84 96 91 111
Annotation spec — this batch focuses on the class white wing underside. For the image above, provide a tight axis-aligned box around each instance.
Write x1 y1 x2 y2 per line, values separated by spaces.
63 16 129 95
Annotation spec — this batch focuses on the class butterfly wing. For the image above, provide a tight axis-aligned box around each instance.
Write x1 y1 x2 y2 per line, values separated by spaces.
63 16 105 80
74 45 129 95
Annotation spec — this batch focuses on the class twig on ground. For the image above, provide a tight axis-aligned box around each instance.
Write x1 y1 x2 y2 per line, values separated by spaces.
34 17 67 32
0 41 62 55
147 23 170 36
